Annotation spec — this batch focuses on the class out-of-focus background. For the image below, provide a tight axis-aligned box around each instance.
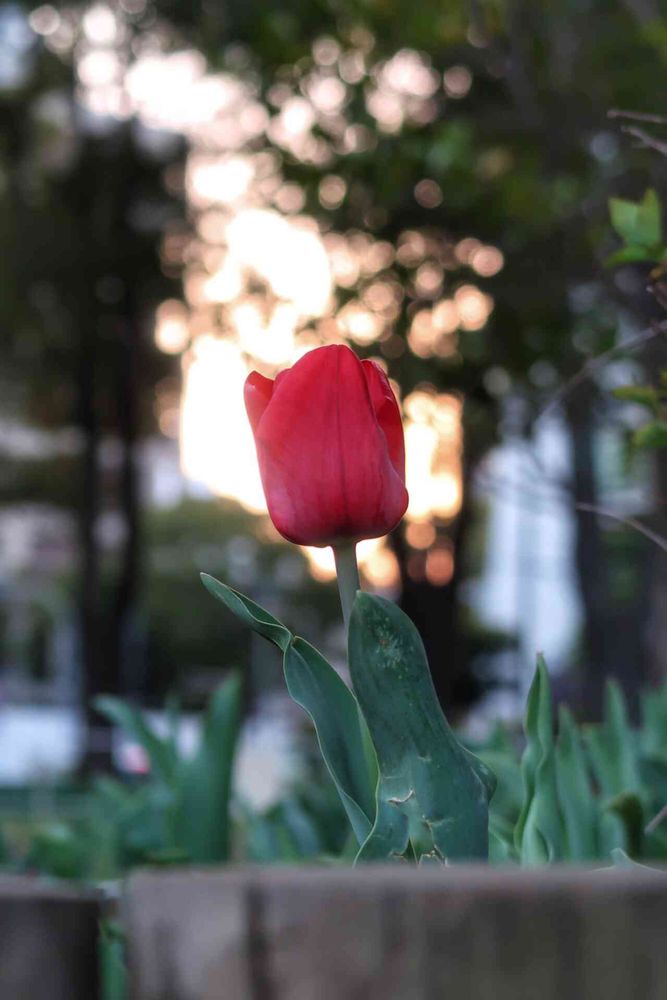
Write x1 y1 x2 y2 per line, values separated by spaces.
0 0 666 791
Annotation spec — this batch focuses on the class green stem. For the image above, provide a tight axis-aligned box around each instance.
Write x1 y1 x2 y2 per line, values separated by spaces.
333 544 361 631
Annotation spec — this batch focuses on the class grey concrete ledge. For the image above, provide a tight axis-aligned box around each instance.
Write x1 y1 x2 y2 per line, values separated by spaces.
125 864 667 1000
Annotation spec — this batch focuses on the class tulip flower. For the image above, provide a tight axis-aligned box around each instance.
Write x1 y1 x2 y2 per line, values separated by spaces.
244 345 408 552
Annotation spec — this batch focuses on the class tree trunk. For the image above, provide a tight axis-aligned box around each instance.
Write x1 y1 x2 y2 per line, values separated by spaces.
393 457 477 718
111 311 144 701
564 384 616 719
77 318 107 772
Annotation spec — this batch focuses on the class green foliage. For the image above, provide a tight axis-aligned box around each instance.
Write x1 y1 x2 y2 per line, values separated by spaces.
607 188 667 450
199 571 667 868
608 188 663 259
585 680 642 798
201 573 377 844
99 920 127 1000
95 672 242 864
203 576 495 862
25 821 89 880
611 385 659 411
633 421 667 449
515 656 562 864
555 706 598 861
348 592 494 863
484 662 667 866
243 784 351 863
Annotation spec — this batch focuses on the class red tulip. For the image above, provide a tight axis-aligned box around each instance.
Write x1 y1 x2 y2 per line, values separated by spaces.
244 344 408 547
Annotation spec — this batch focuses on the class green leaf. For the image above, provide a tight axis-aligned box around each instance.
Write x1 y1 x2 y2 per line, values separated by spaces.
555 705 598 860
585 680 642 799
348 592 494 863
489 813 517 863
640 687 667 757
176 673 242 862
608 847 662 871
604 791 644 859
609 188 662 248
283 637 376 843
611 385 659 410
605 245 661 267
100 919 127 1000
200 572 291 651
202 573 376 844
94 696 177 786
633 421 667 449
515 656 562 864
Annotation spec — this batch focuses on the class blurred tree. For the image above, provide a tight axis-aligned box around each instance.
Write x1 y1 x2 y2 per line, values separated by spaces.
166 0 667 713
1 0 666 745
0 19 182 766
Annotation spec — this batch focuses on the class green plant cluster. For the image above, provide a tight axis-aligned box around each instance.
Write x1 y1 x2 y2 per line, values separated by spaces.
4 586 667 875
608 187 667 450
476 658 667 865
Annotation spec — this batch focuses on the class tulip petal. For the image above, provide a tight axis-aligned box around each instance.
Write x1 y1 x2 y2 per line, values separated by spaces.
252 344 408 546
244 371 275 434
362 360 405 480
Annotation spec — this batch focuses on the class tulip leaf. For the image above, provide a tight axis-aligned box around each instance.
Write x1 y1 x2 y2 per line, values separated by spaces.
603 791 645 859
283 637 376 843
94 696 178 787
555 705 598 860
640 687 667 757
201 573 376 844
609 847 664 872
176 673 242 862
200 573 291 652
584 680 641 799
348 592 495 863
515 656 563 864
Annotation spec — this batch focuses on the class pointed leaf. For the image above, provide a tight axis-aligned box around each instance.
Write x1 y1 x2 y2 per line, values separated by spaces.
585 680 641 798
177 673 242 862
200 573 291 651
283 637 376 843
515 656 562 864
348 592 494 863
202 573 376 844
610 188 662 248
94 697 177 786
604 791 644 859
555 705 598 860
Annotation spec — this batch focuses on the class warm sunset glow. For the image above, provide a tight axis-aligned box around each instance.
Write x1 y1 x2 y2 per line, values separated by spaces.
404 391 462 521
180 337 265 512
405 521 436 549
425 545 455 585
69 13 472 583
303 537 398 591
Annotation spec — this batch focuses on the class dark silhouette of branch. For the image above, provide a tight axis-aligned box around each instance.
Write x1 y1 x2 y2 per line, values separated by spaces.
608 109 667 125
536 322 667 423
575 503 667 554
620 125 667 157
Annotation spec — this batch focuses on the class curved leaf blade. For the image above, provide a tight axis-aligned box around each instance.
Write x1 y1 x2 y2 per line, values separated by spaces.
515 656 562 864
555 705 598 860
284 638 376 844
200 573 291 652
176 672 242 862
348 592 494 863
94 697 176 786
202 573 376 844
